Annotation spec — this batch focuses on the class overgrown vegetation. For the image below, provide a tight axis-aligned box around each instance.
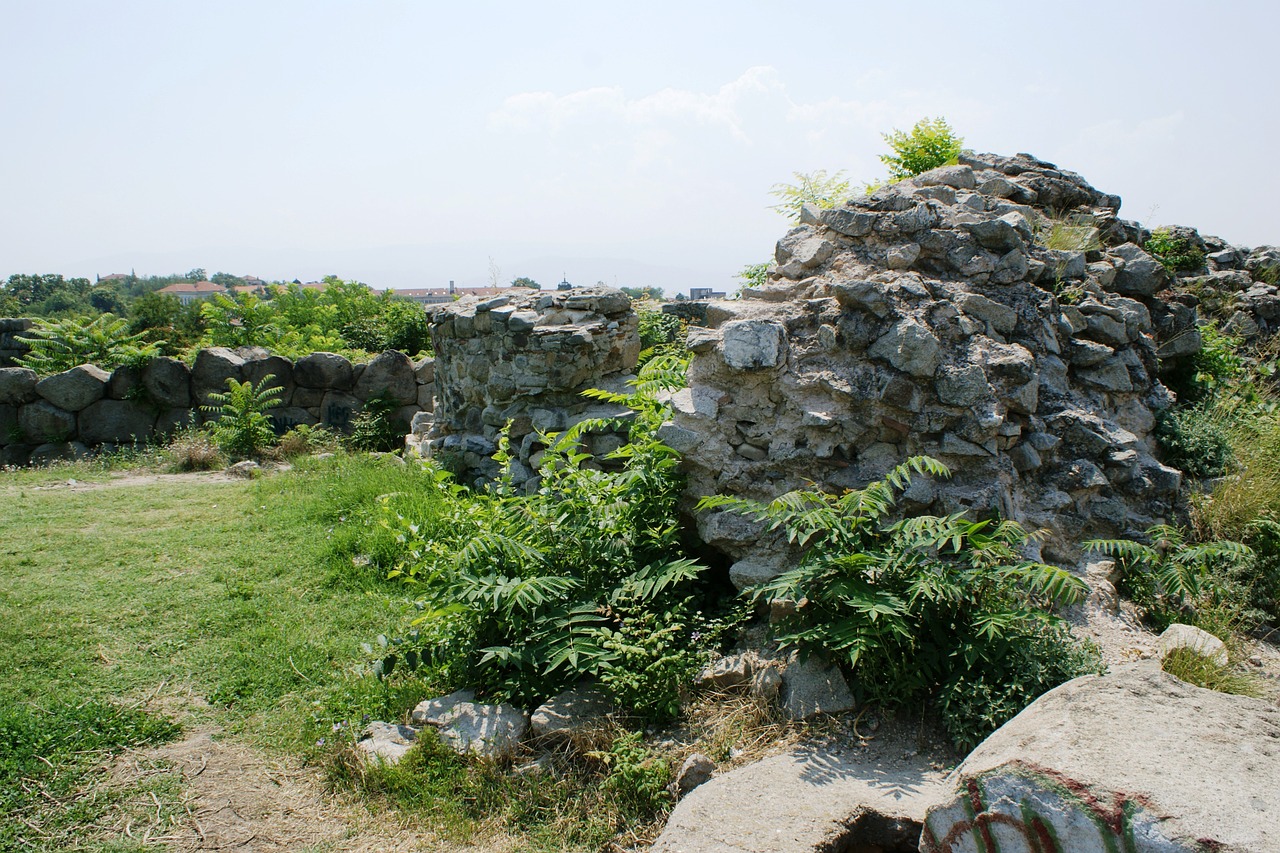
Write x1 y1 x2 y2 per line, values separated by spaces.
16 314 163 374
7 275 433 374
201 375 285 459
1145 228 1205 273
371 355 722 719
766 116 964 224
1161 647 1261 697
698 457 1099 750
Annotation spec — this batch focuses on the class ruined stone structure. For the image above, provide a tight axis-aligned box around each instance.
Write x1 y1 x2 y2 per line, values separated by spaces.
412 287 639 483
419 153 1240 569
0 346 434 466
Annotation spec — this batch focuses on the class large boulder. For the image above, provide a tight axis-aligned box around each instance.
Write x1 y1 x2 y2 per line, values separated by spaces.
242 354 295 404
142 357 192 408
529 683 613 742
410 689 529 759
190 347 245 406
294 351 354 390
78 399 157 445
18 400 76 443
0 367 38 404
35 365 110 412
352 350 417 405
920 662 1280 852
653 748 949 853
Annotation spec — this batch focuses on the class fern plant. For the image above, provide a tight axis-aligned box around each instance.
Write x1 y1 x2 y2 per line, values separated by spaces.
698 456 1095 747
201 376 284 459
1084 525 1252 631
16 315 163 376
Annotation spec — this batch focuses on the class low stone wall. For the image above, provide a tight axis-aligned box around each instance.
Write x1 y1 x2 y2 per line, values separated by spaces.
0 318 32 367
0 346 435 466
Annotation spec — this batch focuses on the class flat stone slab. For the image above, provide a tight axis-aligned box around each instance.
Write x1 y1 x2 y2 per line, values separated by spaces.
411 689 529 760
651 748 949 853
922 662 1280 853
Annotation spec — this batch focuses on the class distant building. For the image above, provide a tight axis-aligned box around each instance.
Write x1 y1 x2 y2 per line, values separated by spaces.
557 279 573 291
689 287 727 300
96 273 129 283
392 281 519 305
156 280 226 305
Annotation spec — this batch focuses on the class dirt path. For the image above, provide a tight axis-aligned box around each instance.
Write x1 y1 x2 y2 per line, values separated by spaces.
107 722 458 852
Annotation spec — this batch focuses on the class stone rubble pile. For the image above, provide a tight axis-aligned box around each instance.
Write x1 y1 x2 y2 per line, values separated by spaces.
667 153 1193 572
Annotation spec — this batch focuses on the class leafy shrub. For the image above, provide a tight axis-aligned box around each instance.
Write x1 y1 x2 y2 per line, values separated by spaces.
1085 524 1252 632
278 423 340 457
736 262 770 290
347 394 408 453
1145 228 1205 273
879 117 963 180
768 169 851 221
16 314 163 376
378 355 718 713
698 457 1094 749
939 623 1104 751
591 731 672 819
201 376 284 459
636 309 687 368
1155 406 1233 479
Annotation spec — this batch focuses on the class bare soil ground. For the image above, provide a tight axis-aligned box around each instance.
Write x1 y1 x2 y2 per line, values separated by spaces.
105 718 463 852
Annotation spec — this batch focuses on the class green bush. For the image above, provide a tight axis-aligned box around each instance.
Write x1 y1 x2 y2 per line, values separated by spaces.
879 117 964 180
768 170 852 221
1085 524 1252 632
201 375 284 459
16 314 163 376
591 731 672 819
1155 406 1233 479
1145 229 1205 273
699 457 1095 749
373 355 719 714
938 623 1103 751
346 394 409 453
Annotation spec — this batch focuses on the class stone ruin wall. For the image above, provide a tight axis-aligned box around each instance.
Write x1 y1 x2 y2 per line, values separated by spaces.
410 287 640 483
0 345 435 467
410 152 1280 576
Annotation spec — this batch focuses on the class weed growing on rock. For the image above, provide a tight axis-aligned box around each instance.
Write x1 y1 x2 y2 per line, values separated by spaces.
1145 228 1205 273
346 393 407 453
879 117 964 180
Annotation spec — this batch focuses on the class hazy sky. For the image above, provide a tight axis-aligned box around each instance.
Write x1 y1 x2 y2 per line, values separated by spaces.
2 1 1277 292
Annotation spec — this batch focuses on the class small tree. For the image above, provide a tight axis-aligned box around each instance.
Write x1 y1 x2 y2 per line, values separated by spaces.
768 169 851 222
879 117 964 180
511 276 540 289
201 376 283 459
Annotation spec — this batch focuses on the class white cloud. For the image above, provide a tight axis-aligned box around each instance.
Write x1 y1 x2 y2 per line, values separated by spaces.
491 66 792 143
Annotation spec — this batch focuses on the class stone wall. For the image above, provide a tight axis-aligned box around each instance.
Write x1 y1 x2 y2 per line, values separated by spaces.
0 318 32 367
410 286 639 485
0 347 435 466
418 152 1235 574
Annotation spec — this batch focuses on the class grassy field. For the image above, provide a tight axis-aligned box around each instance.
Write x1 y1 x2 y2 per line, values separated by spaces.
0 456 435 851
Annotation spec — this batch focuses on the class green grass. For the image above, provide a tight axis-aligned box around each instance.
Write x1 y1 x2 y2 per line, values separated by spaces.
0 454 436 849
1161 647 1262 697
